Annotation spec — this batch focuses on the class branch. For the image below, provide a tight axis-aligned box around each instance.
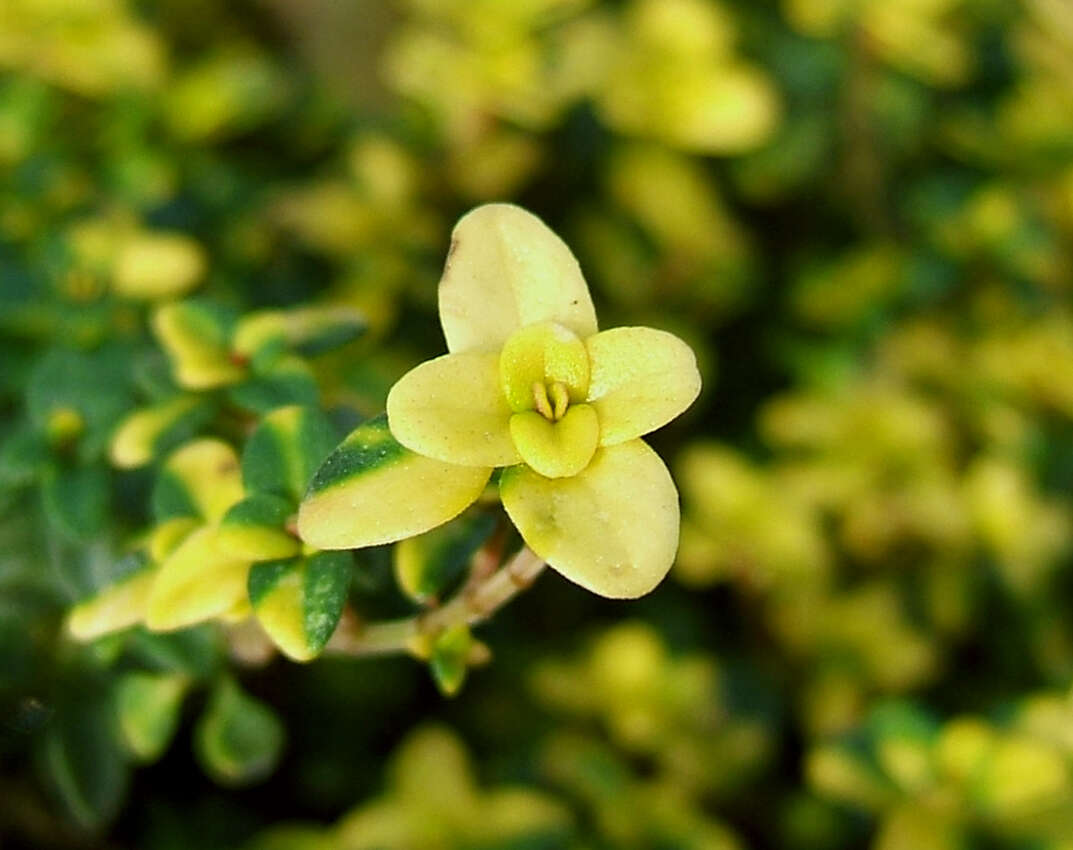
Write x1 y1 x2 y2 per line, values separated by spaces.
325 546 547 658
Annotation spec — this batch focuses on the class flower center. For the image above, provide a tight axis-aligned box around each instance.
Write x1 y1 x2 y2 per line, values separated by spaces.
499 321 590 414
500 322 600 478
532 380 571 422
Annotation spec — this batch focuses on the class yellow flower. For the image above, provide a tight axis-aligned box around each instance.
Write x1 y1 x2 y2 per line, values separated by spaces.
299 204 700 598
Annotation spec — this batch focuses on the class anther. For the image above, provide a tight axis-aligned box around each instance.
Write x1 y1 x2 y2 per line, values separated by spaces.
532 381 554 420
548 382 570 421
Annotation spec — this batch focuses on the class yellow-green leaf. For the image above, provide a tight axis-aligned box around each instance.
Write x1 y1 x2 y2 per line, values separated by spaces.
500 439 679 599
509 405 599 479
231 312 289 361
217 493 301 561
109 397 211 469
145 527 251 631
386 352 519 468
220 595 253 623
394 510 497 604
165 50 288 143
438 204 598 354
247 552 351 661
112 232 206 300
153 300 244 389
499 321 590 412
661 64 779 155
298 414 491 550
585 327 701 446
195 677 284 787
148 517 200 563
152 439 244 524
429 625 473 697
116 672 189 762
67 564 158 640
233 305 366 359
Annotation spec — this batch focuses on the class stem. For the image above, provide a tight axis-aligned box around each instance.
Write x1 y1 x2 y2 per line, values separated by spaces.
325 546 547 658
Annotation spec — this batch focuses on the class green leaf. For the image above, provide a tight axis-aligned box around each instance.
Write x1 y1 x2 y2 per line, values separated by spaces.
291 313 366 356
867 702 940 743
248 552 351 661
228 361 319 414
242 825 336 850
429 624 473 697
41 462 109 541
116 672 189 762
195 677 285 787
218 493 301 561
38 680 130 830
26 347 132 462
151 467 199 522
131 347 182 401
0 422 48 490
394 509 497 604
125 625 222 678
233 306 366 361
286 308 367 357
241 405 339 502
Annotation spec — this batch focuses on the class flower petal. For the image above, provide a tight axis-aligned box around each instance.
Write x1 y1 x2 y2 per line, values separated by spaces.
438 204 598 354
297 414 491 550
500 439 680 598
387 352 519 467
509 405 599 479
145 526 251 631
586 327 701 446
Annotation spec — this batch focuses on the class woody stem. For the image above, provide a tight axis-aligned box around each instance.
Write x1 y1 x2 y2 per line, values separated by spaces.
325 546 547 657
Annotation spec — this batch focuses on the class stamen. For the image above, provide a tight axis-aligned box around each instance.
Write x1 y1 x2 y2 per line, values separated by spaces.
532 381 554 420
548 382 570 421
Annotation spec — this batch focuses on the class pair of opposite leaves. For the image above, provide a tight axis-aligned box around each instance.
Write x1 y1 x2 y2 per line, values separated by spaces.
299 203 701 600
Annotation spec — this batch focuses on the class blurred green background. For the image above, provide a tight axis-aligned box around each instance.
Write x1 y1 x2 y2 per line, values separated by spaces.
3 0 1073 848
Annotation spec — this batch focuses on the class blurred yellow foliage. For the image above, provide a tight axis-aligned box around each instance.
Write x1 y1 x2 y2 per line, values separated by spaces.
676 444 828 588
595 0 779 153
334 726 572 849
809 689 1073 847
532 622 771 795
782 0 974 86
0 0 166 95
